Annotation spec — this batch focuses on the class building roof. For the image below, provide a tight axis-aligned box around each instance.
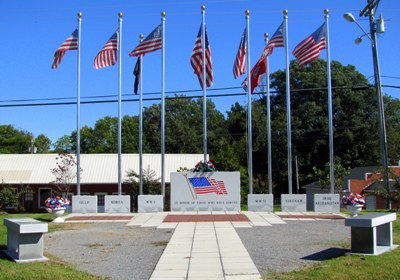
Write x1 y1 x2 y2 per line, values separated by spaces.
0 154 205 184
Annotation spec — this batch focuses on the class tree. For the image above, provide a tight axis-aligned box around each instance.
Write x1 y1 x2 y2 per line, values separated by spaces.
53 135 72 153
34 134 52 153
50 153 81 196
0 125 32 154
373 168 400 211
0 183 27 212
309 157 350 193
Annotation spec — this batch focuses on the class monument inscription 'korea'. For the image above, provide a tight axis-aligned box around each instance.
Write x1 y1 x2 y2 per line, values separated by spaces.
170 172 240 211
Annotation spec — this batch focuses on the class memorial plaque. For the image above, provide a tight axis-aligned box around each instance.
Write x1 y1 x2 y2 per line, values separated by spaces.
314 194 340 213
105 195 130 213
281 194 307 212
72 195 97 213
248 194 274 212
170 172 240 211
138 195 164 213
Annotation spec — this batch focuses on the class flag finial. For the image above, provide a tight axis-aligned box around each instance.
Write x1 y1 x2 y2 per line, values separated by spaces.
161 11 166 17
118 12 123 18
324 9 329 15
283 9 288 15
264 33 269 40
139 34 144 40
245 10 250 16
201 5 206 11
77 12 82 18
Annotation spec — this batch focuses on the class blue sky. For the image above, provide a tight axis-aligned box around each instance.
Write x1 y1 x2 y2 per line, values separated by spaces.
0 0 399 144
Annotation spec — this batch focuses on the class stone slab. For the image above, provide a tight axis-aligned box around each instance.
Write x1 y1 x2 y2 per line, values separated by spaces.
281 194 307 212
105 195 130 213
314 194 340 213
138 195 164 213
247 194 273 212
72 195 97 213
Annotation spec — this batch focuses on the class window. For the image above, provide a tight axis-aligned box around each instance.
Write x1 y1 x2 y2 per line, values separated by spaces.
95 193 107 206
24 189 34 201
39 188 52 208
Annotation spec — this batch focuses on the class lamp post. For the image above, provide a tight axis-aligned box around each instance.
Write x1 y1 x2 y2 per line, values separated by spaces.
344 9 390 208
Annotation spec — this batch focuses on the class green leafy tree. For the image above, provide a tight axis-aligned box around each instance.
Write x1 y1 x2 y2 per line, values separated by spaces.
53 135 72 153
0 125 32 154
0 183 27 212
373 168 400 211
34 134 52 153
309 157 350 193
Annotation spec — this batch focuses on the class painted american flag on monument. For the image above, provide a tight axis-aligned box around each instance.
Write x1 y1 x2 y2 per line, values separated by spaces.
188 177 227 195
233 27 247 79
191 24 213 89
51 28 78 69
129 24 162 57
292 23 326 66
94 30 119 69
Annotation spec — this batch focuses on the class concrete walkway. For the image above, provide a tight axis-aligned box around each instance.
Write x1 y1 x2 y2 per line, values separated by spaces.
64 211 345 279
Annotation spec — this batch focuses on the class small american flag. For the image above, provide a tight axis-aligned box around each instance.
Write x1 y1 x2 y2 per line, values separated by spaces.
190 24 213 89
261 22 284 58
51 28 78 69
94 30 119 69
129 24 162 57
188 177 227 195
233 28 247 79
292 23 326 66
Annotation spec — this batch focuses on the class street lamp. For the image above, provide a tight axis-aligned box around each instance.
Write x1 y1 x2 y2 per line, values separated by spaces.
344 10 390 208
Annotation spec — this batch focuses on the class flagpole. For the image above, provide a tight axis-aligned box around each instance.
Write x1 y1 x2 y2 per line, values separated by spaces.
325 9 334 194
139 34 144 196
245 10 253 194
161 12 166 198
201 5 207 165
283 10 293 194
76 12 82 196
117 12 123 195
265 32 272 195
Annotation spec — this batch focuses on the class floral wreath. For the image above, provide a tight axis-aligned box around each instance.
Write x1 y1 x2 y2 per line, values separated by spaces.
45 196 70 210
342 193 366 206
192 160 216 173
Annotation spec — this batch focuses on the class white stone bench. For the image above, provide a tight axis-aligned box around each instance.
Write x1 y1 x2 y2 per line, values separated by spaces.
345 212 398 255
3 218 48 262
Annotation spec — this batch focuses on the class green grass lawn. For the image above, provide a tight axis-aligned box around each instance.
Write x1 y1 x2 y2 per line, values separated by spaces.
264 211 400 280
0 213 107 280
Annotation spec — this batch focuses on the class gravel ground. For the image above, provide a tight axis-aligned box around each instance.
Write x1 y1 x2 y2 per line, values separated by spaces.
45 219 351 279
45 223 173 280
237 219 351 276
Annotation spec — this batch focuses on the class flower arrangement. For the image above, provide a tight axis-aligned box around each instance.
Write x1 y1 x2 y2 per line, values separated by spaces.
192 160 216 173
45 196 70 210
342 193 366 206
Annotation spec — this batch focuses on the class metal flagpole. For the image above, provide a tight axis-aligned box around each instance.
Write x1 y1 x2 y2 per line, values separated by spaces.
139 35 144 196
161 12 166 197
265 32 272 195
245 10 253 194
283 10 293 194
201 6 207 165
76 12 82 196
325 9 335 194
117 12 123 195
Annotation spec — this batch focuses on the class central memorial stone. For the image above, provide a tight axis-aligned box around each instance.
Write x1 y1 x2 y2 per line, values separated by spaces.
170 172 240 211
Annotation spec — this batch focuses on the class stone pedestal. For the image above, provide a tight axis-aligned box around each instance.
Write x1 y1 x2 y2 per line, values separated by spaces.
314 194 340 213
3 218 48 263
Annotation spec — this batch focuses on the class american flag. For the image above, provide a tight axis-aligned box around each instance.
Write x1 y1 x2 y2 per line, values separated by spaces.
129 24 162 57
190 25 213 89
261 22 284 59
233 28 247 79
188 177 227 195
292 23 326 66
94 30 119 69
51 28 78 69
